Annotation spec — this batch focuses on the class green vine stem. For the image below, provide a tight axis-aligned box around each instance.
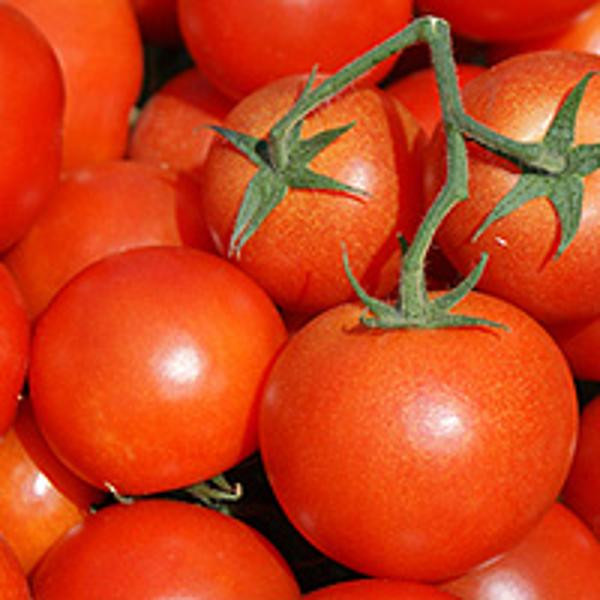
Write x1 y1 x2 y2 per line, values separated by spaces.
215 16 596 329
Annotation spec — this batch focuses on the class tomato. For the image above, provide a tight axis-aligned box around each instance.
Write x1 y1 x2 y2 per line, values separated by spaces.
4 160 213 320
0 264 29 434
385 63 487 138
31 499 301 599
29 246 286 495
0 400 103 574
259 291 577 581
489 4 600 63
547 316 600 381
561 395 600 538
0 536 29 600
201 75 424 315
5 0 143 170
439 503 600 598
128 67 234 182
131 0 180 46
304 579 458 599
423 51 600 324
415 0 598 42
0 4 63 252
177 0 413 100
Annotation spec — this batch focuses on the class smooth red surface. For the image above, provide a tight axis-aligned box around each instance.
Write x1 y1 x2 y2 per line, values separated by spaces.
0 537 29 600
424 51 600 324
129 67 233 182
5 160 213 320
202 75 424 314
440 503 600 598
177 0 413 99
29 247 287 495
131 0 180 46
31 499 301 599
562 396 600 539
305 579 457 598
0 4 63 252
416 0 597 42
0 264 29 434
6 0 143 170
0 401 102 574
260 292 578 580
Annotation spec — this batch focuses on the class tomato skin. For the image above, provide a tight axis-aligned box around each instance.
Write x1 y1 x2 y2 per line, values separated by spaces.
29 246 287 495
561 395 600 539
0 536 29 600
304 579 458 599
0 4 63 252
177 0 413 100
31 499 301 599
131 0 180 46
4 160 213 320
385 64 486 138
0 264 29 434
439 503 600 598
128 68 234 182
423 51 600 324
416 0 597 42
6 0 143 170
259 292 577 581
202 76 424 315
0 401 103 574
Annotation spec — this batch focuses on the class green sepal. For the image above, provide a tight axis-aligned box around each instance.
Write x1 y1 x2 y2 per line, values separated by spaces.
290 123 356 165
285 166 367 197
209 126 263 166
228 168 288 257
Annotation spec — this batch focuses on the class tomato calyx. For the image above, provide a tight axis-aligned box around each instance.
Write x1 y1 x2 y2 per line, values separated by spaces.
472 71 600 257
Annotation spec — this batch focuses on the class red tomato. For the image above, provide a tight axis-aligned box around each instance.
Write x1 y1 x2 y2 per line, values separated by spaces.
201 75 424 315
128 67 234 182
4 160 213 320
561 395 600 538
416 0 597 42
0 536 29 600
131 0 180 46
0 400 103 574
259 292 577 581
423 51 600 324
304 579 458 599
547 316 600 381
29 246 287 495
0 264 29 434
385 63 487 138
31 499 301 599
489 3 600 63
6 0 143 170
0 4 63 252
439 503 600 598
177 0 413 99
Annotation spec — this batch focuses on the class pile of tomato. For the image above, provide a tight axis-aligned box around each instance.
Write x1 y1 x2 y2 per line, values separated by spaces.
1 0 600 598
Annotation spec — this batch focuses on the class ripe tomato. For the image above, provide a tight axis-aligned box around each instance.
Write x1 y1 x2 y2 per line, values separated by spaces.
0 536 29 600
4 160 213 320
304 579 458 599
439 503 600 598
128 67 234 182
0 264 29 434
5 0 143 170
0 4 63 252
31 499 301 599
201 75 424 315
547 316 600 381
385 63 487 138
0 400 103 574
260 291 577 581
177 0 413 99
561 395 600 538
29 246 287 495
416 0 597 42
489 4 600 63
423 51 600 324
131 0 180 46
